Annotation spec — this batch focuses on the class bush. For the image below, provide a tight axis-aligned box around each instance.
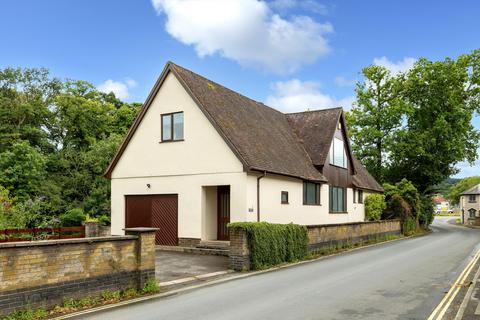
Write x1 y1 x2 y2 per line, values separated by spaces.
364 194 386 221
229 222 308 270
402 217 417 236
141 279 160 294
418 195 434 227
60 208 86 227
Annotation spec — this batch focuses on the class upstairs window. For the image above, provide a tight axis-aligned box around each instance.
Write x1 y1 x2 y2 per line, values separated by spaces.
469 195 477 203
303 182 320 205
329 137 347 168
330 186 346 213
161 112 184 142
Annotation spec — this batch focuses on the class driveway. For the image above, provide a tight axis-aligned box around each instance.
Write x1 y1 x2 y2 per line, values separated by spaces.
84 217 480 320
156 251 229 282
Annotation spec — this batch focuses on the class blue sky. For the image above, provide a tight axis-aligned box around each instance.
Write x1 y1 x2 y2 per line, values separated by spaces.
1 0 479 177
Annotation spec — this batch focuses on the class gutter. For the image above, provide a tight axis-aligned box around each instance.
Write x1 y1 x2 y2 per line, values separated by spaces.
257 171 267 222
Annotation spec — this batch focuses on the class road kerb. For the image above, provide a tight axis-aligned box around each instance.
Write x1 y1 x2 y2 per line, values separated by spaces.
454 254 480 319
427 249 480 320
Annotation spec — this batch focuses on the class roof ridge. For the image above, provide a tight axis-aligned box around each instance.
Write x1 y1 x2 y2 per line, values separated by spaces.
285 107 343 115
169 62 286 116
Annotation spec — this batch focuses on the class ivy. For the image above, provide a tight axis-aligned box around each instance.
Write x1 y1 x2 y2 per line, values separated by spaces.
229 222 308 270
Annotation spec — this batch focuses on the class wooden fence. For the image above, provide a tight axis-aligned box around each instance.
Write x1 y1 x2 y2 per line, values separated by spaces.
0 226 85 242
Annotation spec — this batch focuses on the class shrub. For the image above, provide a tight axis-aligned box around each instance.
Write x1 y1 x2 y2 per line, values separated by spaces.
402 217 417 236
418 195 434 227
229 222 308 270
141 279 160 294
60 208 85 227
364 194 386 221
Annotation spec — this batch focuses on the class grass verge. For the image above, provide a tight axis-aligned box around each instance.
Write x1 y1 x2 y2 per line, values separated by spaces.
1 280 160 320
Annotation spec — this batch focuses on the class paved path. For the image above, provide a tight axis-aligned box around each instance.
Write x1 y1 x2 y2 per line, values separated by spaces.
84 217 480 320
156 251 229 282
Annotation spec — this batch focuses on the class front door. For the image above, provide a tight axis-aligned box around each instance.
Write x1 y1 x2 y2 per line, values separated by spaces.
217 186 230 240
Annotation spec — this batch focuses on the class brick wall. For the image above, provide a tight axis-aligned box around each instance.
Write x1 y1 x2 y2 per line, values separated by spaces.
229 227 250 271
178 237 201 247
0 227 157 315
228 220 401 271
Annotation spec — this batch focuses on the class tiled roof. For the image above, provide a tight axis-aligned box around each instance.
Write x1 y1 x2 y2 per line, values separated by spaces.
351 157 384 192
105 61 383 192
286 108 343 166
460 184 480 195
171 63 326 182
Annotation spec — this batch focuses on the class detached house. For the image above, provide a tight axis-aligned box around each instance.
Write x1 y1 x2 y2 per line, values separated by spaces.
105 62 383 246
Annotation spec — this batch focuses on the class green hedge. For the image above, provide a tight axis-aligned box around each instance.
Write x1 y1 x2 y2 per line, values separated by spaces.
402 217 416 236
229 222 308 270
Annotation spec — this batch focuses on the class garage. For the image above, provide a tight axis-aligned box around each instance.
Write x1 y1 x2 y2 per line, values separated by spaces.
125 194 178 246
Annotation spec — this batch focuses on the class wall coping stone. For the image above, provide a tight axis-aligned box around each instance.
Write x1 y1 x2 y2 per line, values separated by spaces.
123 227 159 232
0 235 137 249
306 219 401 228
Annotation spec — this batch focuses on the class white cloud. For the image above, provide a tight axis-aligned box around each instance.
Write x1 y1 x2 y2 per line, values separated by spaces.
97 78 136 100
151 0 333 73
373 56 416 75
265 79 354 112
334 76 356 87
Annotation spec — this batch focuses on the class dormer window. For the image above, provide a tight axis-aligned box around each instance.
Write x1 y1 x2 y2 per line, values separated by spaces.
329 137 347 168
161 112 184 142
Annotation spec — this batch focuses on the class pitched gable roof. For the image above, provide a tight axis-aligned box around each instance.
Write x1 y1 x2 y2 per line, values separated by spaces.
460 184 480 195
105 61 382 192
286 108 355 170
104 62 326 182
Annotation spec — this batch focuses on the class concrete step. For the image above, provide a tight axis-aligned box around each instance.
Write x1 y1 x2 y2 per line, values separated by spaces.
156 245 229 257
196 240 230 250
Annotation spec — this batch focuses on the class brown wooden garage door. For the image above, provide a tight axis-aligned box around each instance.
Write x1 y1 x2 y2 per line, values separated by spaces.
125 194 178 246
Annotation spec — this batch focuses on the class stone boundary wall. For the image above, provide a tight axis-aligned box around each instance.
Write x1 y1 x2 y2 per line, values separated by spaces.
306 219 401 251
84 221 111 238
228 220 401 271
0 228 157 315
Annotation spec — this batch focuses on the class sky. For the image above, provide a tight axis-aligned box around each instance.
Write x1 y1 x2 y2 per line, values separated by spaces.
0 0 479 177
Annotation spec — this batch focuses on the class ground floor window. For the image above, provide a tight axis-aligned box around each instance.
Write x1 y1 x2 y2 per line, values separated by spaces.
469 208 477 218
329 186 346 213
281 191 289 204
358 190 364 204
303 182 320 205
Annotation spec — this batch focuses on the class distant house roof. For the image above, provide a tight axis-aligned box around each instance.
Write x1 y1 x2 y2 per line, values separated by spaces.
105 62 383 192
460 184 480 195
432 194 447 204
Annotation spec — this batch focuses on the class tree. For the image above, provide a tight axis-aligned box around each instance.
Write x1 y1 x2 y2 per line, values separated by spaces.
346 66 404 182
349 49 480 196
448 176 480 205
0 67 61 153
0 66 141 226
387 51 480 193
0 141 46 200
